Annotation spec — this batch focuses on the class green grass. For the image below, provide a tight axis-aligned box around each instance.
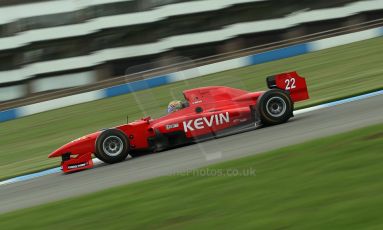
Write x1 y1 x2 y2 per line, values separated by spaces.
0 37 383 180
1 124 382 229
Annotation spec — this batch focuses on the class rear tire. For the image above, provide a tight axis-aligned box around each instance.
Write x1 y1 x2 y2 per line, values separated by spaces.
257 89 293 125
95 129 129 164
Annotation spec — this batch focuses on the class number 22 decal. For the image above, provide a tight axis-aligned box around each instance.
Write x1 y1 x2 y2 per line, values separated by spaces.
284 78 296 90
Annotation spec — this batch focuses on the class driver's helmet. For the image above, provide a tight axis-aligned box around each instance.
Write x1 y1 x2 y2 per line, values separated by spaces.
167 100 183 113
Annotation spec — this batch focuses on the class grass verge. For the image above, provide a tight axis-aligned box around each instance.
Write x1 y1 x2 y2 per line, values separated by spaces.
1 124 382 229
0 37 383 180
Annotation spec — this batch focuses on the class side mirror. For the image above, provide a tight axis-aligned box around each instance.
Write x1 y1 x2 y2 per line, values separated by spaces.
142 116 151 124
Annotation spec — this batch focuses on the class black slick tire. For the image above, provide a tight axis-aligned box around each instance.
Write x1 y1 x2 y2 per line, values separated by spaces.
95 129 129 164
256 89 293 125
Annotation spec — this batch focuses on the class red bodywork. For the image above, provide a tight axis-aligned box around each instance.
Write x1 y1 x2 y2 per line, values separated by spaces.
49 71 309 173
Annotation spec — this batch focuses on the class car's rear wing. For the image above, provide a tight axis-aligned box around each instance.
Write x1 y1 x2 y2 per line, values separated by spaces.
266 71 309 102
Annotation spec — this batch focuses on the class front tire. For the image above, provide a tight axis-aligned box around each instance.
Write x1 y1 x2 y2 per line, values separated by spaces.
257 89 293 125
95 129 129 164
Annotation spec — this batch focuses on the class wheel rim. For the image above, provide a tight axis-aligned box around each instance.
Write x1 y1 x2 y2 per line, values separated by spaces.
266 96 286 117
102 136 124 157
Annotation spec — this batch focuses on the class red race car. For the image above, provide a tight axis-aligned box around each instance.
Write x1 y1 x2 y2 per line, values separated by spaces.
49 71 309 173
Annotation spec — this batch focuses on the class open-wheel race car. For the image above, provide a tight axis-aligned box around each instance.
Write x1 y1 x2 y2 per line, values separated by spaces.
49 71 309 173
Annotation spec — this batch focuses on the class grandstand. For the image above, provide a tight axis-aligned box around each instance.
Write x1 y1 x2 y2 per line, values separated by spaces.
0 0 382 102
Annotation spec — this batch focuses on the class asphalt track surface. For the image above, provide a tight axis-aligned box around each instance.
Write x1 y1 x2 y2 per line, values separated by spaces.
1 94 383 214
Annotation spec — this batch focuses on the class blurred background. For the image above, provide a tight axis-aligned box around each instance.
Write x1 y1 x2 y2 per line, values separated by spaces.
1 2 383 226
0 0 382 107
